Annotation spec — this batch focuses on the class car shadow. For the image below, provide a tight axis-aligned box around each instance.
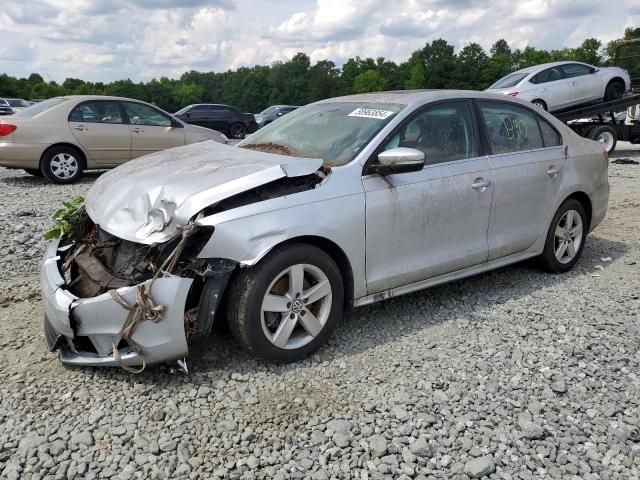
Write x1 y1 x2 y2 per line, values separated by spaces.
78 233 629 385
0 169 105 185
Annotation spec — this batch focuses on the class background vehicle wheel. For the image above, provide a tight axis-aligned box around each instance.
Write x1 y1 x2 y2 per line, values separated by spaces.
225 243 344 362
588 125 617 153
539 199 587 273
531 99 547 110
229 123 247 139
23 168 43 177
41 146 84 184
604 80 625 101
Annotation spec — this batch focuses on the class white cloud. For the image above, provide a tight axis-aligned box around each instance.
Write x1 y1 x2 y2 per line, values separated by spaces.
0 0 636 83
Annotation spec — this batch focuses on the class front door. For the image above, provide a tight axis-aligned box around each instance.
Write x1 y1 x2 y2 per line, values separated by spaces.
562 63 601 103
68 100 131 165
122 102 186 158
477 100 566 259
529 66 572 110
364 100 493 294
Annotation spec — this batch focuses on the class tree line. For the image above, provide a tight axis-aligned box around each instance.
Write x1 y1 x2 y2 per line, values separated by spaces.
0 31 633 114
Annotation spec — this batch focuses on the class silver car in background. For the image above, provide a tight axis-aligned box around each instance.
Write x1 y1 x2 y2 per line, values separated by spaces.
41 90 609 369
487 61 630 111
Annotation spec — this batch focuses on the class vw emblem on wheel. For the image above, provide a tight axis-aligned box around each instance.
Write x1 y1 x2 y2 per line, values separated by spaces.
291 300 305 313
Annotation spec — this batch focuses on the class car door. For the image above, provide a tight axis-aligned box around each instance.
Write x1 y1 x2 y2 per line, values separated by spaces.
122 101 186 159
182 105 211 128
562 63 602 104
477 100 566 260
363 100 493 294
528 67 571 110
68 100 131 165
210 106 231 132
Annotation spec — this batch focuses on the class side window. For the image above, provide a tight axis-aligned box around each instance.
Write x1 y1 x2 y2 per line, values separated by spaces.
531 67 564 84
562 63 592 78
68 101 123 124
190 105 209 112
123 102 172 127
479 101 544 154
539 118 562 147
383 101 478 165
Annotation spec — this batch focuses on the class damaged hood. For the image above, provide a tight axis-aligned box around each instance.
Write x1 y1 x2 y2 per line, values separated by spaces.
86 140 323 244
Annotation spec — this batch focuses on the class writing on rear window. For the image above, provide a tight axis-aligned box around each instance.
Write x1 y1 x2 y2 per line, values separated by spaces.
348 108 395 119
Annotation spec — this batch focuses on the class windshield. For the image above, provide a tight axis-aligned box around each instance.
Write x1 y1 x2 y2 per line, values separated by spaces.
489 72 529 89
175 105 194 115
239 102 405 166
12 97 68 118
7 99 30 107
260 106 279 115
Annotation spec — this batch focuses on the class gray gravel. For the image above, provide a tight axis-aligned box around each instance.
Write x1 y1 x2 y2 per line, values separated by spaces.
0 150 639 479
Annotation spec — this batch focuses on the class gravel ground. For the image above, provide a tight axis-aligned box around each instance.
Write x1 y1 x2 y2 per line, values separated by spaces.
0 147 639 480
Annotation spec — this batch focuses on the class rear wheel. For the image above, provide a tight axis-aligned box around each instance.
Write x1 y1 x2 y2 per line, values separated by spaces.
604 80 625 101
41 146 84 184
531 99 547 110
539 199 587 273
228 123 247 139
225 243 344 362
588 125 617 153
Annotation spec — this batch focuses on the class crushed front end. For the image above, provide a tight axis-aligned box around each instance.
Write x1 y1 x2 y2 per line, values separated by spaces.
40 209 235 370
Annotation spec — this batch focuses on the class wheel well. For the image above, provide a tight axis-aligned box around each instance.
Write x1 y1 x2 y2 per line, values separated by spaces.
566 191 592 230
532 99 547 108
280 236 355 311
40 143 87 170
608 77 625 87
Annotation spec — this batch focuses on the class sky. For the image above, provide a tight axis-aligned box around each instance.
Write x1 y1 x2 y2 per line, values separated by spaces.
1 0 639 83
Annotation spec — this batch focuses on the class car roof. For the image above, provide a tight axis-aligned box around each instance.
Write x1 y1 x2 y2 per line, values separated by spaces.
315 89 535 108
511 61 592 76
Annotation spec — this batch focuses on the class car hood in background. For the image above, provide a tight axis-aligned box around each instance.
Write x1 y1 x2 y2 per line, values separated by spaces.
86 140 323 244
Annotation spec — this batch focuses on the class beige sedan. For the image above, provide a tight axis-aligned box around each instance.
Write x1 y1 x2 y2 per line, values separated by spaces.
0 95 227 183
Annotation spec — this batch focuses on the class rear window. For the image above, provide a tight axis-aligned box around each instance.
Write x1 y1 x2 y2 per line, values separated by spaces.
479 101 545 154
488 73 529 89
12 98 68 118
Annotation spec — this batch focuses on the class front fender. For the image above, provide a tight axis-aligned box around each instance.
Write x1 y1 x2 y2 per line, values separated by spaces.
196 194 367 298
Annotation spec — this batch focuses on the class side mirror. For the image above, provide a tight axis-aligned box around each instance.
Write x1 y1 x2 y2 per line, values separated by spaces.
368 147 425 176
276 112 284 117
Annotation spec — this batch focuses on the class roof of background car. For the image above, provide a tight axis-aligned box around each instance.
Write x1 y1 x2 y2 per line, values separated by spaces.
511 61 592 75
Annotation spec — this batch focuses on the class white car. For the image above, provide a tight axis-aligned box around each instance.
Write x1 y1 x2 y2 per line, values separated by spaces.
3 98 32 112
486 61 630 112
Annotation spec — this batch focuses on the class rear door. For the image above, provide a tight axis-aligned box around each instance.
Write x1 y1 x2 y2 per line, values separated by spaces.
562 63 602 103
122 101 186 158
68 100 131 165
477 100 566 260
529 66 571 110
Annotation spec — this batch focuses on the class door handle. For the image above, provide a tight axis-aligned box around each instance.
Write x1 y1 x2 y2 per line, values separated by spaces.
471 178 491 191
73 125 87 132
131 127 143 133
547 166 560 177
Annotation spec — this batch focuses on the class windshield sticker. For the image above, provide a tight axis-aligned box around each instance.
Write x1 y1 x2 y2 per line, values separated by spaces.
348 108 395 119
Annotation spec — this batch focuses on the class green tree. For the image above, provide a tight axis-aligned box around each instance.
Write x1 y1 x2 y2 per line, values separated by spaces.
353 69 387 93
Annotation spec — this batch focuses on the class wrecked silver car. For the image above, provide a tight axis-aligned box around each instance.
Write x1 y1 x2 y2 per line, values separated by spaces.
41 91 609 370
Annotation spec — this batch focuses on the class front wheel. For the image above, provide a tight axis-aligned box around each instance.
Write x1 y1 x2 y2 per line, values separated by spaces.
228 123 247 139
225 243 344 362
539 199 587 273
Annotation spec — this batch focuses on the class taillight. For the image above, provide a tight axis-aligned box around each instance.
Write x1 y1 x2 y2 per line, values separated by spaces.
507 92 519 97
0 124 16 137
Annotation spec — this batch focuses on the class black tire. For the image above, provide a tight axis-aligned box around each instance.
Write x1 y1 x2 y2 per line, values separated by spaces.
225 243 344 362
531 99 547 111
539 199 588 273
23 168 43 177
588 125 617 153
228 123 247 139
604 80 625 101
41 146 84 184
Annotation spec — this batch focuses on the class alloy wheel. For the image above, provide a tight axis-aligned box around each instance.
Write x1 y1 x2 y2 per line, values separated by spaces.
596 131 615 152
260 264 332 350
554 209 583 264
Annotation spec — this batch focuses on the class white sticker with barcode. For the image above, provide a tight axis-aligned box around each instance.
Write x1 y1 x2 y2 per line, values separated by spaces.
348 107 395 119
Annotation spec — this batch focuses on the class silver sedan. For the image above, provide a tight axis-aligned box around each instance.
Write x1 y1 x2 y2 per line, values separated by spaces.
41 90 609 369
